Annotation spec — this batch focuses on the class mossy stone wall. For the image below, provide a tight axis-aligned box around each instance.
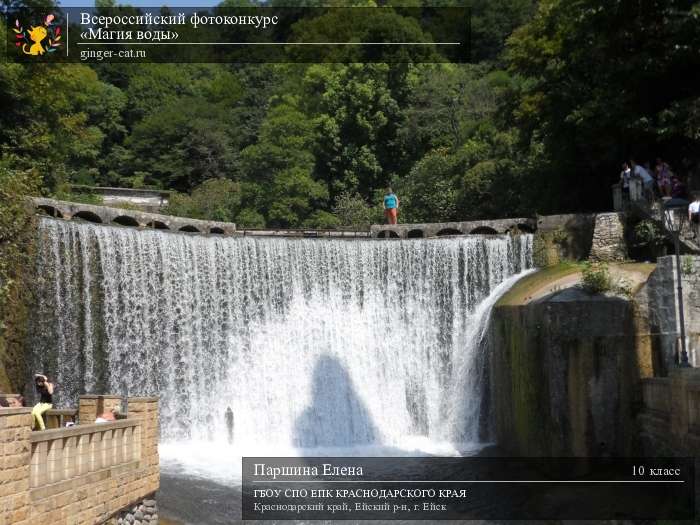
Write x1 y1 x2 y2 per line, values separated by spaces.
490 296 643 457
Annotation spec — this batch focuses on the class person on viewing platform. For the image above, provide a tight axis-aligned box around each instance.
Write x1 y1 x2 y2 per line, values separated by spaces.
31 374 53 430
383 187 400 225
631 159 654 199
689 194 700 239
620 162 632 201
656 158 672 197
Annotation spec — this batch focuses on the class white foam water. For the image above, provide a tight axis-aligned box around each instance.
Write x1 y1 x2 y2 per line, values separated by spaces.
31 218 532 481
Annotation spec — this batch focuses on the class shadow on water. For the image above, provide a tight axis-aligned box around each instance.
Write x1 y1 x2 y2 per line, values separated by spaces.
293 354 378 448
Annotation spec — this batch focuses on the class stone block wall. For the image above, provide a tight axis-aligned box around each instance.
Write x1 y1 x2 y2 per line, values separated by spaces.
0 397 159 525
490 292 643 457
0 408 32 525
532 213 595 266
638 369 700 455
589 212 627 262
78 395 124 423
634 255 700 373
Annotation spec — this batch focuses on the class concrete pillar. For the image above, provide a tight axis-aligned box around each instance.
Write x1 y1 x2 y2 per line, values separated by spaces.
78 395 98 424
669 368 700 452
0 407 32 525
78 395 124 424
126 397 160 495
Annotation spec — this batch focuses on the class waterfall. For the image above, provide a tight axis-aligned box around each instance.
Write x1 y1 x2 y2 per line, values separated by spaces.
30 218 532 451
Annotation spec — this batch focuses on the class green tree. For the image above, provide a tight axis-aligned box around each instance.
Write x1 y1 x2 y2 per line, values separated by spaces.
240 95 328 227
332 191 380 229
127 97 238 191
505 0 700 213
166 178 241 222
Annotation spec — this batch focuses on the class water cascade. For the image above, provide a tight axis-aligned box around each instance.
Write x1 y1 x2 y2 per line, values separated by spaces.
30 218 532 452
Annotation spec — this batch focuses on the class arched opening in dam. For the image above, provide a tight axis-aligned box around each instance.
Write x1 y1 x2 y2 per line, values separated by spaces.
470 226 499 235
147 220 169 230
72 210 103 223
37 204 63 218
29 217 533 482
436 228 463 236
113 215 140 227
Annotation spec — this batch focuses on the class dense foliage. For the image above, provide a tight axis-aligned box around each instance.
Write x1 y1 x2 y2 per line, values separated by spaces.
0 164 39 309
1 0 698 227
0 163 39 392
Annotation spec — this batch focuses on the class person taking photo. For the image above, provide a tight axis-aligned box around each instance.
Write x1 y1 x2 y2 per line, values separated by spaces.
31 374 54 431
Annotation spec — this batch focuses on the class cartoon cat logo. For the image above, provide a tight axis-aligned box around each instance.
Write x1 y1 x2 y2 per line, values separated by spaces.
14 14 62 56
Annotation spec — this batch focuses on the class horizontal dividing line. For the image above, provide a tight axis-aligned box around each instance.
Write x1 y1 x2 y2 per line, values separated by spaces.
250 480 686 483
76 42 461 45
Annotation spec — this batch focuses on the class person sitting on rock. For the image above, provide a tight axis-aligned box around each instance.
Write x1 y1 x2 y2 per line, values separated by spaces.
31 374 54 430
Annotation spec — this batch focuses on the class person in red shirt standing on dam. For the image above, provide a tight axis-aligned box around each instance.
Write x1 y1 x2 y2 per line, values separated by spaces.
383 187 400 225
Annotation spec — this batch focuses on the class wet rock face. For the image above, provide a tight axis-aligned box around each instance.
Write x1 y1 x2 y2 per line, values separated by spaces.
489 294 641 457
590 212 627 262
116 498 158 525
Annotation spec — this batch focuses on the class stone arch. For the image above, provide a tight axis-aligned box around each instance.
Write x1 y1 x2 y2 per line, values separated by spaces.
179 225 200 233
147 221 169 230
469 226 498 235
436 228 463 236
516 223 535 234
73 210 102 224
37 205 63 218
113 215 140 227
407 229 424 238
210 227 225 234
377 230 400 239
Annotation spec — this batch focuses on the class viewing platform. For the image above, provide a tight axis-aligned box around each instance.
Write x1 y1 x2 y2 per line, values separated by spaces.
0 396 159 525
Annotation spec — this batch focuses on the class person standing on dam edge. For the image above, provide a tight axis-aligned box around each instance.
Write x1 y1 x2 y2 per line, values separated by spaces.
31 374 54 430
383 187 400 225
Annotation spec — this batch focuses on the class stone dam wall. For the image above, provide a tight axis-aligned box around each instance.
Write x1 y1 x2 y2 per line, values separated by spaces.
490 292 643 457
490 255 700 458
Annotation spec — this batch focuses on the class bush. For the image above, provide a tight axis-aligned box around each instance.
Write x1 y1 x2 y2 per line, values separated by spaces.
580 262 612 294
634 220 664 247
0 163 40 317
165 178 241 222
53 183 103 206
303 211 340 229
332 192 375 229
235 208 266 229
